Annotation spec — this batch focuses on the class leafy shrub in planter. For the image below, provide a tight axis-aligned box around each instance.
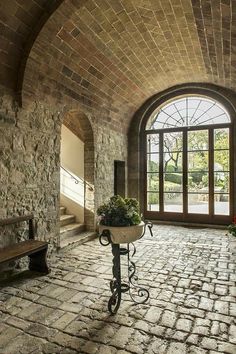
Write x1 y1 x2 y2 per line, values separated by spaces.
97 195 142 227
228 216 236 237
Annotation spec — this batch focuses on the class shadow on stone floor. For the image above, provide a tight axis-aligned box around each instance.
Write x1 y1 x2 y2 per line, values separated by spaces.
0 225 235 353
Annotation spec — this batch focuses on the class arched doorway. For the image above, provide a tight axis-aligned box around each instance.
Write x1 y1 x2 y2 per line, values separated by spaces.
142 94 234 225
61 110 95 232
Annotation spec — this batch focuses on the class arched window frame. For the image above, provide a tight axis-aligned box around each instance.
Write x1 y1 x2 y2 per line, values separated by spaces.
146 95 231 130
141 92 234 225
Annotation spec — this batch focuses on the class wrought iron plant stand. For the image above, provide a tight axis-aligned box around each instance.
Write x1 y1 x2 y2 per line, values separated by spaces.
99 221 153 315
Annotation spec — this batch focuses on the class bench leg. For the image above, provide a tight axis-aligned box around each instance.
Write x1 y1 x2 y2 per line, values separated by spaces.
28 248 50 274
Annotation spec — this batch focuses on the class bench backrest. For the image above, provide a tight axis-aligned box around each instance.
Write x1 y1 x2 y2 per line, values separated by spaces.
0 215 35 240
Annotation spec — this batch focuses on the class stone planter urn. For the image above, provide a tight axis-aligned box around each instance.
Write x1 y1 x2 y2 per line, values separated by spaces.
99 221 145 244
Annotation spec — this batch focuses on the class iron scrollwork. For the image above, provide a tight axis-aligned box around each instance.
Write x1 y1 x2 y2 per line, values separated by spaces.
99 221 153 315
127 242 150 304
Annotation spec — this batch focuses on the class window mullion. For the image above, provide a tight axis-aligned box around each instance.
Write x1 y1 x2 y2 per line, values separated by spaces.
159 132 164 212
183 129 188 215
209 128 214 216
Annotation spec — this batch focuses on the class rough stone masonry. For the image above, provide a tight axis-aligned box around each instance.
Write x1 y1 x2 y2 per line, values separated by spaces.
0 225 235 354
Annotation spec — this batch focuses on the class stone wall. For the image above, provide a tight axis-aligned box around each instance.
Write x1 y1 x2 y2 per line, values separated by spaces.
0 94 61 253
0 91 128 258
94 125 127 209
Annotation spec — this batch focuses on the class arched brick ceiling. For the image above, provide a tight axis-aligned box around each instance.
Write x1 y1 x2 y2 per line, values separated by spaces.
0 0 235 132
0 0 63 91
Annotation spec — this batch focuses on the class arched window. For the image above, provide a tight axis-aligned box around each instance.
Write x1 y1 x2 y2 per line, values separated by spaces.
144 95 232 224
147 96 230 129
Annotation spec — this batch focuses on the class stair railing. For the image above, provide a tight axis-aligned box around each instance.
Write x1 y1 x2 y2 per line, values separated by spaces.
60 166 93 191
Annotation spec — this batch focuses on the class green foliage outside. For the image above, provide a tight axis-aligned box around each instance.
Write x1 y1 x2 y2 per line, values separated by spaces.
214 129 229 149
165 173 182 185
148 192 158 205
147 129 229 205
148 160 158 173
97 195 141 226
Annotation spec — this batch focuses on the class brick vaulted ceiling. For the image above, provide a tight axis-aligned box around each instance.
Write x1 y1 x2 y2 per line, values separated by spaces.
0 0 235 132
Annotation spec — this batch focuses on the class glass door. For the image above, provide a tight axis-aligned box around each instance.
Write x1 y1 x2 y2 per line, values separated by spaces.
163 131 183 213
214 128 230 215
145 126 232 224
187 129 209 214
146 133 160 212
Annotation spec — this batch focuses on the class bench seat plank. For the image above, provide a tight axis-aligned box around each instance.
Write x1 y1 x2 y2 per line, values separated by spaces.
0 240 48 265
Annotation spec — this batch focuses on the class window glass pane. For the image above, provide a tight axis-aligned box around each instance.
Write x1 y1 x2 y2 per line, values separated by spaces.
188 151 208 171
188 130 208 151
164 173 182 192
188 193 209 214
191 103 227 125
164 193 183 212
165 104 178 116
188 98 201 109
214 150 229 171
214 194 229 215
214 172 229 193
210 113 229 125
147 134 159 153
147 173 159 191
146 96 230 130
214 128 229 149
147 154 159 172
188 172 208 192
150 111 171 129
174 98 186 112
164 152 182 172
147 192 159 211
164 132 183 151
172 111 182 123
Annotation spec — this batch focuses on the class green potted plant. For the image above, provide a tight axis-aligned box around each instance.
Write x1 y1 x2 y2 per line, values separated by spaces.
97 195 144 244
228 216 236 237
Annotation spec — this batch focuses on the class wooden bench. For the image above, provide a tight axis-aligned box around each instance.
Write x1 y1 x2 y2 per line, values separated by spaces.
0 215 49 274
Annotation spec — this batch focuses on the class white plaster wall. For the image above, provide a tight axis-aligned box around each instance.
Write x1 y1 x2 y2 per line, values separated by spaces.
60 125 84 223
61 125 84 178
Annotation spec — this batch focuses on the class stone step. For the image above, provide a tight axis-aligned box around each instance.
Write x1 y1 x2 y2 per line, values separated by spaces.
60 222 85 238
60 214 76 227
60 206 66 216
59 231 97 250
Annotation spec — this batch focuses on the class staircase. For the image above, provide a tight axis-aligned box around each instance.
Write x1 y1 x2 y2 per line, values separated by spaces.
59 206 96 250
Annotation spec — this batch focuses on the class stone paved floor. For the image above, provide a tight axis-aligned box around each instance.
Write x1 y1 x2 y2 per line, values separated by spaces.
0 225 236 354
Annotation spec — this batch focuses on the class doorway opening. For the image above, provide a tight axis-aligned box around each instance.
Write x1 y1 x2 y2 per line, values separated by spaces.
114 160 126 197
60 110 95 242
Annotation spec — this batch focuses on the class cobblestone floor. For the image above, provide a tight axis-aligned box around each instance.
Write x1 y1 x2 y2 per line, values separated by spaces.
0 225 236 354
